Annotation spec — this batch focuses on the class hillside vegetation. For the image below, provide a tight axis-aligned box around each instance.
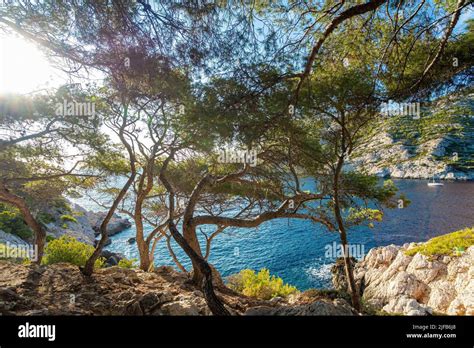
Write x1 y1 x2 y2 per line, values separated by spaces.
352 89 474 179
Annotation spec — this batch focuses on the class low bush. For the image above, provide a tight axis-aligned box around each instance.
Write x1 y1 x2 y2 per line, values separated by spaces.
60 214 78 224
227 268 298 300
117 258 137 269
405 227 474 257
37 212 56 224
0 204 32 240
42 235 105 268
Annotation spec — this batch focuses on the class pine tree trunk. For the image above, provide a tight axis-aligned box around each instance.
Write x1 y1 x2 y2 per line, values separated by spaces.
333 190 361 312
332 140 361 312
339 230 361 311
82 172 136 276
136 225 151 271
169 221 230 316
83 227 107 276
0 187 45 264
183 223 205 283
21 204 46 264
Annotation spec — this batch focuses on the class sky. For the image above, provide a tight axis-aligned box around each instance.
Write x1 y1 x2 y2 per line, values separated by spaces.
0 32 103 95
0 33 67 94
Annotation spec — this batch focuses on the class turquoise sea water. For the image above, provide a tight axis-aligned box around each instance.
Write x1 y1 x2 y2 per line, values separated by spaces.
74 179 474 290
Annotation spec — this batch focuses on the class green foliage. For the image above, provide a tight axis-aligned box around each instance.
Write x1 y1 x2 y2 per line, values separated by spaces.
37 211 56 224
227 268 298 300
118 258 138 269
85 149 131 175
347 208 384 226
340 174 399 205
42 235 105 268
53 200 72 213
60 214 78 224
405 227 474 257
0 204 32 240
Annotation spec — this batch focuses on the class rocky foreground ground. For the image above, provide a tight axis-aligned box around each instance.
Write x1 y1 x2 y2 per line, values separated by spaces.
0 261 356 316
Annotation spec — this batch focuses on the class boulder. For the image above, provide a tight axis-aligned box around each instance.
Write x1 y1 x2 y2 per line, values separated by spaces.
86 211 132 236
406 253 446 283
100 250 125 267
427 281 456 312
385 272 429 303
94 238 112 248
382 296 432 316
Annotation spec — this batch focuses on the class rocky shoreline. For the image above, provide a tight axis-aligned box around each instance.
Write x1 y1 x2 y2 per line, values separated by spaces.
349 93 474 181
46 202 132 246
333 243 474 315
0 201 132 248
0 202 132 266
350 133 474 181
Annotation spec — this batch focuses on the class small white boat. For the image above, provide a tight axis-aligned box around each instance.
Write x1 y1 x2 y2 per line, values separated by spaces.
427 177 444 186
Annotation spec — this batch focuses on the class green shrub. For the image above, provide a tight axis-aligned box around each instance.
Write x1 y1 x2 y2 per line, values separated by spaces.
118 258 137 269
227 268 298 300
52 199 72 213
46 235 56 243
60 214 78 224
42 235 105 268
0 204 32 240
37 212 56 224
405 227 474 257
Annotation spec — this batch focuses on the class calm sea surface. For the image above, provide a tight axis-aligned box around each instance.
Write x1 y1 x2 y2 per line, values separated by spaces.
73 179 474 290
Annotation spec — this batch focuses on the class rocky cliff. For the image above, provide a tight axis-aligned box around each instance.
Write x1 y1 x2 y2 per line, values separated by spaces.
43 202 131 246
338 243 473 315
0 201 131 247
350 91 474 180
